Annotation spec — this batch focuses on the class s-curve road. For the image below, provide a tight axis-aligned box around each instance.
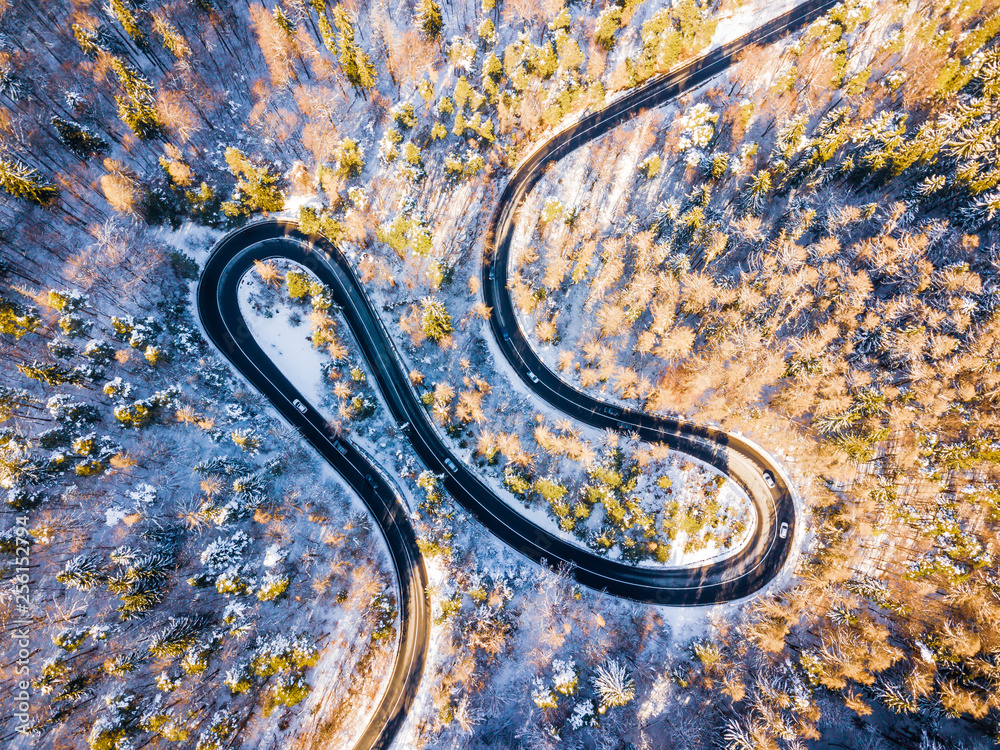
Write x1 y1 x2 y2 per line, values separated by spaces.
197 2 839 747
482 0 851 598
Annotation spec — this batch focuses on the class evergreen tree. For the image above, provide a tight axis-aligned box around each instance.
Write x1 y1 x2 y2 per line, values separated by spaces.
331 5 377 93
415 0 443 39
57 554 105 590
118 578 165 618
317 12 337 54
0 157 58 206
0 294 41 337
593 658 635 708
273 4 296 35
148 616 206 658
110 58 162 140
334 137 365 178
52 116 110 159
108 0 148 49
0 387 33 422
420 297 453 342
71 23 111 58
741 170 772 216
17 362 85 386
298 206 345 242
221 148 284 218
595 4 623 51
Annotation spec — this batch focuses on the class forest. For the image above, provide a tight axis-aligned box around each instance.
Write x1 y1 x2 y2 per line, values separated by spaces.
1 0 1000 748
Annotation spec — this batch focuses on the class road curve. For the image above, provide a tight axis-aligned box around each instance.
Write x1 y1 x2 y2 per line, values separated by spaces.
197 2 838 747
198 224 428 750
481 0 848 600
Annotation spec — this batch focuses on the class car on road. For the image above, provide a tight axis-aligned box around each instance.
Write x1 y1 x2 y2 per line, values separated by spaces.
527 371 539 383
444 458 458 472
762 471 776 489
603 406 618 416
489 267 496 281
365 474 378 488
333 440 347 455
501 327 510 342
779 522 789 539
293 399 307 414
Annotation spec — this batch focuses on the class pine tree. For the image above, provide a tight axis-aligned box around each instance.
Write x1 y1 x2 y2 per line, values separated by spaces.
221 148 284 218
0 387 33 422
51 116 110 159
343 41 377 92
110 58 162 140
415 0 443 39
71 23 103 57
420 297 453 342
273 4 296 35
0 294 41 338
17 362 85 386
334 137 365 178
741 170 772 216
595 5 623 51
331 5 377 92
57 554 105 590
0 157 58 206
318 12 337 54
148 616 206 658
118 578 165 618
108 0 148 49
593 658 635 707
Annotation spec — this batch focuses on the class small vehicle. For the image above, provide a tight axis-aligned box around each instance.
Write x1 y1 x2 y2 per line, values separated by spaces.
779 522 789 539
293 399 308 414
333 441 347 455
527 371 539 384
365 474 378 488
501 327 510 342
444 458 458 472
489 267 496 281
603 406 618 416
762 471 776 489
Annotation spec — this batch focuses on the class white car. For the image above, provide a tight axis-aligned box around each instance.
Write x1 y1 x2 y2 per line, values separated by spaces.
444 458 458 472
779 522 789 539
527 371 539 383
762 471 775 489
293 399 308 414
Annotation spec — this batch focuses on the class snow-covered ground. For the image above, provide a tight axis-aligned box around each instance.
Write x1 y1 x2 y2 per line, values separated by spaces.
238 266 331 407
710 0 806 47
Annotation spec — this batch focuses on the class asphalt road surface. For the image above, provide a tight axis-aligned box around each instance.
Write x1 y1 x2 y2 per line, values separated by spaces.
196 1 841 747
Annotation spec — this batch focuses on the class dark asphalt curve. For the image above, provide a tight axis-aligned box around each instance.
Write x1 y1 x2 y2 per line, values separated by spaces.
198 224 428 750
483 0 850 599
197 3 839 748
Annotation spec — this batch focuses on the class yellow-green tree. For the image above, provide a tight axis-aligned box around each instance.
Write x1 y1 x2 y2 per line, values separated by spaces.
221 148 284 218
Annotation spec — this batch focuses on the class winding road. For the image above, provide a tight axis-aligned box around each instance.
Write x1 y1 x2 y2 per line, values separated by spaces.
197 1 839 747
